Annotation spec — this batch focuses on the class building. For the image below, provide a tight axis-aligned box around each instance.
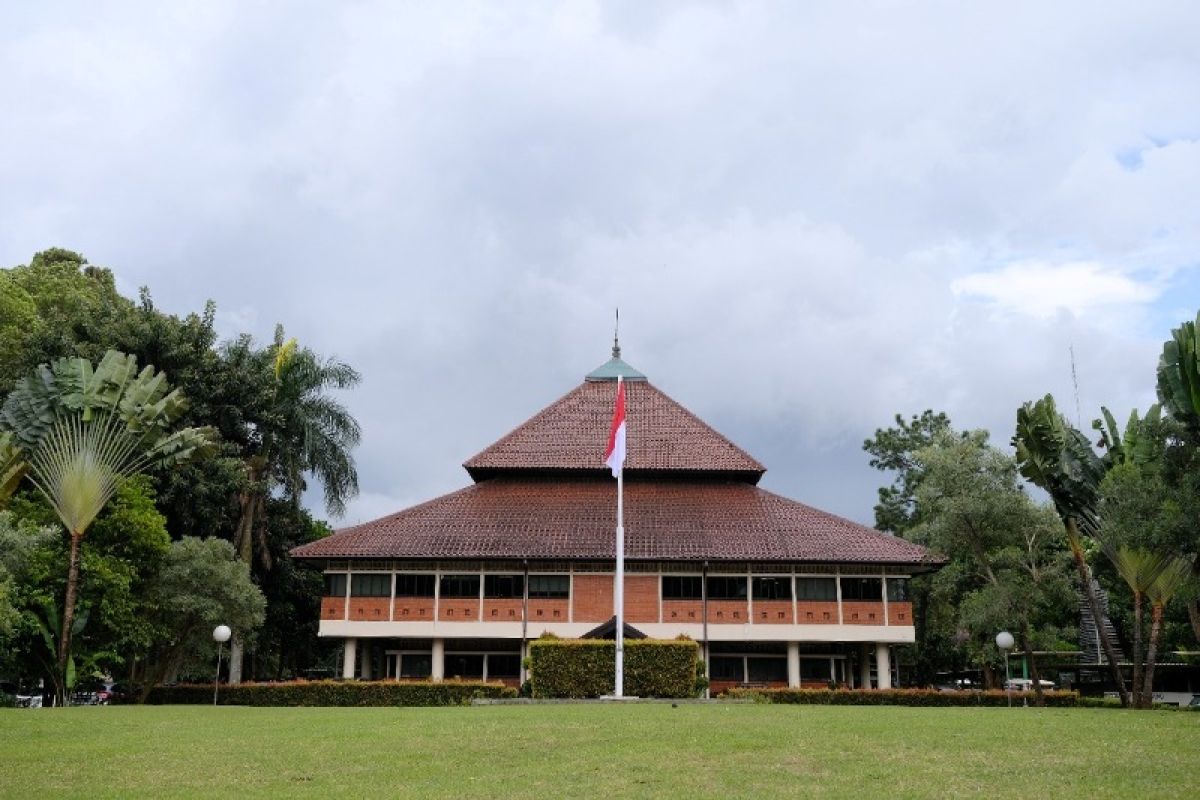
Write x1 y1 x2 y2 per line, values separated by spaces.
291 345 941 692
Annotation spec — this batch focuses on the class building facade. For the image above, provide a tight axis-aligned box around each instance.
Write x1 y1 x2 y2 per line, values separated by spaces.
292 347 940 692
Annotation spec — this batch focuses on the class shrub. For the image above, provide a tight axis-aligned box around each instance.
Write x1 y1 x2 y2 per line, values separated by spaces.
529 638 700 698
723 687 1080 707
138 679 516 707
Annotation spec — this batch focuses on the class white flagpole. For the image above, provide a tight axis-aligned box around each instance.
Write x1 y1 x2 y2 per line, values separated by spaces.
615 376 625 698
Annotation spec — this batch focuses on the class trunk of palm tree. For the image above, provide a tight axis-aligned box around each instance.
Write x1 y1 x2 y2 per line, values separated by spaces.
1065 518 1131 707
1020 623 1044 706
1142 603 1165 706
55 530 84 708
1131 591 1144 708
1190 555 1200 645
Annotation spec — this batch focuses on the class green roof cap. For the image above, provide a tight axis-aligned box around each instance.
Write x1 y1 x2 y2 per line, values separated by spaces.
585 337 647 381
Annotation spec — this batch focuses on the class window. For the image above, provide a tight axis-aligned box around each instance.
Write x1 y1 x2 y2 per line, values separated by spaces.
323 573 347 597
800 658 832 682
747 657 788 683
444 654 484 679
841 577 883 601
753 576 792 601
399 654 432 679
528 575 569 599
439 574 481 599
350 573 390 597
395 574 435 597
886 578 910 602
796 577 837 601
484 574 524 599
487 654 521 678
662 575 703 600
706 576 747 600
709 656 745 681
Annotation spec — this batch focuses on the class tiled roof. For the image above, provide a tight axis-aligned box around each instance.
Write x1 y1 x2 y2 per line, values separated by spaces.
291 478 939 566
463 380 766 481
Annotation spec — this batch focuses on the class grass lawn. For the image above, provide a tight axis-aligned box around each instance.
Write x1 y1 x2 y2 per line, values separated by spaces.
0 704 1195 799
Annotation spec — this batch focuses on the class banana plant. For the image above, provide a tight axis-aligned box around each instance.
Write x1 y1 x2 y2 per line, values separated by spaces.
1157 311 1200 440
0 350 215 706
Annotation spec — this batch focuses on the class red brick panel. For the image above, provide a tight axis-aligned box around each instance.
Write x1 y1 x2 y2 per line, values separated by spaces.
393 600 434 620
439 599 481 621
483 599 525 621
706 600 748 624
527 599 570 623
662 600 703 623
624 576 660 623
711 679 789 695
347 598 390 621
842 601 884 625
888 601 913 626
753 600 794 624
321 597 345 620
572 575 613 622
795 601 838 624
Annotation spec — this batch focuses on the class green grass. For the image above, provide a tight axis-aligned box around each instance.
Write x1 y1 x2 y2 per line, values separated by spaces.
0 704 1195 798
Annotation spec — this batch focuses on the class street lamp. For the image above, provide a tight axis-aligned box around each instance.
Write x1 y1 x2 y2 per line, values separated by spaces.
213 625 232 706
996 631 1015 708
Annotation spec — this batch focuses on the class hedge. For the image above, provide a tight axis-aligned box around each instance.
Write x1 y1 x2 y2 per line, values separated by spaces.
724 687 1081 707
529 638 701 698
140 679 517 706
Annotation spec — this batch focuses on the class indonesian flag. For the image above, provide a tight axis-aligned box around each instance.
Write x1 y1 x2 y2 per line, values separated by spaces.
604 376 627 477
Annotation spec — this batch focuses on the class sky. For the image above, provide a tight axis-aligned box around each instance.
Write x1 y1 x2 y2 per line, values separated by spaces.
2 2 1198 528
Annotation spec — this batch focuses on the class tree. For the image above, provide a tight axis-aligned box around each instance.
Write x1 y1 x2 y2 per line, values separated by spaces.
1012 395 1131 706
136 537 266 701
863 410 954 533
0 351 214 704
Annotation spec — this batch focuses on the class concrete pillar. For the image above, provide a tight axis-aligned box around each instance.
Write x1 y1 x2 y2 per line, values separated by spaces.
876 643 892 689
859 643 872 689
342 638 357 680
787 642 800 688
431 638 445 682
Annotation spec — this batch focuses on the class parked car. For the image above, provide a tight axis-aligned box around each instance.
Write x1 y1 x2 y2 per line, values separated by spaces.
1004 678 1056 691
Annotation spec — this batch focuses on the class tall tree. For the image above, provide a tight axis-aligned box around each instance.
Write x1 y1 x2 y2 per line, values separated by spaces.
863 410 954 533
0 351 213 704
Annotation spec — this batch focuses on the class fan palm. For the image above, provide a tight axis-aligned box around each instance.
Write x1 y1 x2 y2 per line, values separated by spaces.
0 350 214 705
1142 557 1192 705
1100 545 1172 707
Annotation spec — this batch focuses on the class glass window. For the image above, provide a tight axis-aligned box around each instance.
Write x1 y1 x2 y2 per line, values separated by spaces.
709 656 745 681
484 574 524 599
886 578 910 602
796 577 837 601
841 577 883 601
752 576 792 601
747 657 788 682
399 654 432 679
487 654 521 678
799 659 832 681
706 576 747 600
395 574 435 597
662 575 703 600
350 573 390 597
444 654 484 679
439 574 481 599
323 573 347 597
528 575 569 599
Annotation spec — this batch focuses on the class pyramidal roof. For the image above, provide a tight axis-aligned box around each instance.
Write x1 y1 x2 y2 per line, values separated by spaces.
463 353 765 482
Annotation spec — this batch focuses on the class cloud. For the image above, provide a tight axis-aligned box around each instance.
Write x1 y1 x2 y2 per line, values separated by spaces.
951 261 1160 319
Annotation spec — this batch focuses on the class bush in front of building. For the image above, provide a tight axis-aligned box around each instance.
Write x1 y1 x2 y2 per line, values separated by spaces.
723 687 1080 707
139 679 516 706
529 638 701 698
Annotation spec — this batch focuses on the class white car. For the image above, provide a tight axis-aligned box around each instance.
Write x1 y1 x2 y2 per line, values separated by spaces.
1004 678 1055 691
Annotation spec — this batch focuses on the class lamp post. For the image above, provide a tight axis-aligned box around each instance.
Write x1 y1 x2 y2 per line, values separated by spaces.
213 625 232 706
996 631 1014 708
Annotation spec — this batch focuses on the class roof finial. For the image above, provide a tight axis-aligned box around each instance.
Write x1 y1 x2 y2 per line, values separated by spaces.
612 308 621 359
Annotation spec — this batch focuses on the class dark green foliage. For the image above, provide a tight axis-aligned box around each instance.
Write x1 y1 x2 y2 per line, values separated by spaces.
725 687 1080 707
529 638 700 698
139 680 515 706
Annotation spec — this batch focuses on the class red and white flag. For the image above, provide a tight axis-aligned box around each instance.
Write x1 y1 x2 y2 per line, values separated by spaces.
604 377 626 477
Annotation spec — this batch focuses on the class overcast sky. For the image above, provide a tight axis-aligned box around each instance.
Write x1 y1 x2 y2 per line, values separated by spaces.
3 2 1198 528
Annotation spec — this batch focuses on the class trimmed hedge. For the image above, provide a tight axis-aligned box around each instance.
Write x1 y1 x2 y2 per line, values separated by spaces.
529 638 700 698
725 687 1081 707
141 679 516 707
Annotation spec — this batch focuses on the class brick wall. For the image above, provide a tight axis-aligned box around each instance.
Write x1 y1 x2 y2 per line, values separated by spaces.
887 601 912 626
753 600 793 624
347 598 390 621
624 575 659 623
439 599 481 621
572 575 613 622
706 600 748 624
393 599 434 620
662 600 703 623
527 599 570 623
483 599 525 622
842 601 884 625
321 597 345 620
795 601 839 624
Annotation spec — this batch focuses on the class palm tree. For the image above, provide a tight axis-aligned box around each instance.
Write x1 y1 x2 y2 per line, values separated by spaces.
1013 395 1131 706
227 327 360 681
0 350 213 705
1100 546 1171 707
0 431 23 503
1142 557 1192 705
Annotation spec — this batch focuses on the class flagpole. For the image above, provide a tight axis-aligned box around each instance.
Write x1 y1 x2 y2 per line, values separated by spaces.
615 376 625 698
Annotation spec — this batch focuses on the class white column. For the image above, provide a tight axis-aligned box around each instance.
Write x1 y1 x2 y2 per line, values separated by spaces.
787 642 800 688
875 643 892 689
431 638 445 682
342 638 357 680
859 642 872 689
